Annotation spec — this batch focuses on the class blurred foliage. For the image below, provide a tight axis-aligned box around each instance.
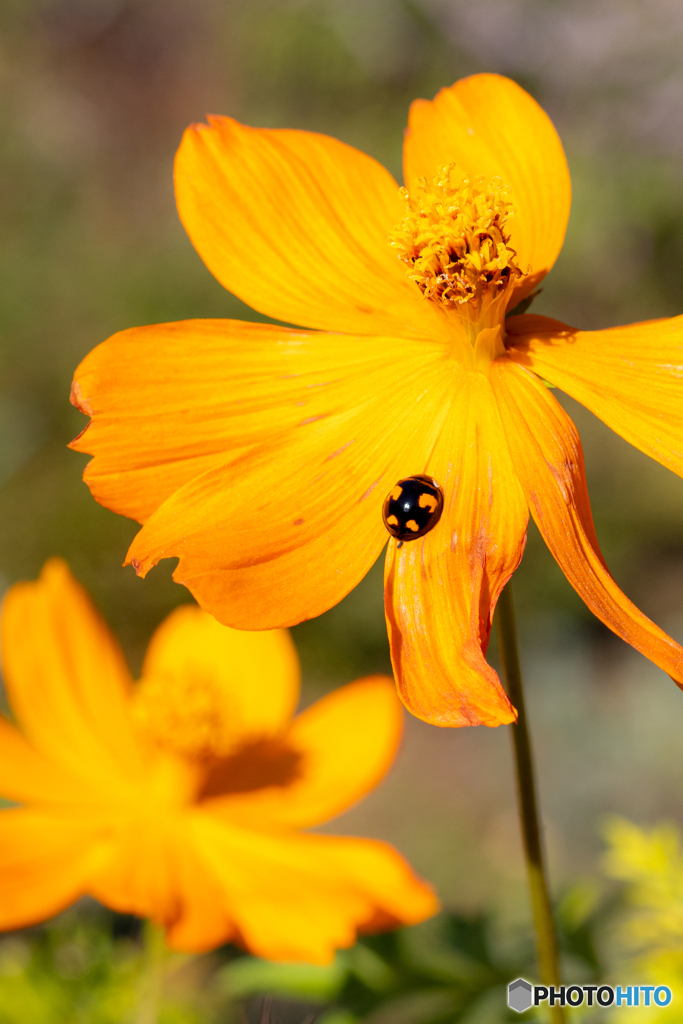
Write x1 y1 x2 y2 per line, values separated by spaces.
0 889 616 1024
0 912 206 1024
604 818 683 1022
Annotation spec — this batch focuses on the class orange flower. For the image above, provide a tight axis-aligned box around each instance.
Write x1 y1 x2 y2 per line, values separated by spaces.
70 73 683 728
0 560 437 961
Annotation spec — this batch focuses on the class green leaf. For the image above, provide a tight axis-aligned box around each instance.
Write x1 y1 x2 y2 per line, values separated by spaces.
219 956 346 1001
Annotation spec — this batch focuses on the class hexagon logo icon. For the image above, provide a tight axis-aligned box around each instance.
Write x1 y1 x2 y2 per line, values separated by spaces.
508 978 533 1012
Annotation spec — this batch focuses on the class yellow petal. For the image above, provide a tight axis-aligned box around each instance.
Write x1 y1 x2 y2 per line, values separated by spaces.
142 605 299 740
164 839 237 952
71 319 407 523
0 809 102 930
507 313 683 478
89 814 235 952
491 358 683 686
1 560 144 792
90 809 437 958
89 816 179 923
384 370 526 727
404 74 571 306
0 716 100 806
189 814 438 963
70 321 451 532
175 118 447 340
125 340 456 629
206 675 402 827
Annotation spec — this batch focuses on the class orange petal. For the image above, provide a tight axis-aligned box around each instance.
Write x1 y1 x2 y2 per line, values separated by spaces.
70 318 263 524
404 74 571 306
89 816 181 924
207 675 402 827
70 321 449 525
125 341 457 629
164 837 237 952
384 370 526 727
491 358 683 685
189 814 438 963
175 118 447 341
507 313 683 478
0 716 100 806
1 560 144 792
0 809 101 930
142 605 299 739
89 814 235 952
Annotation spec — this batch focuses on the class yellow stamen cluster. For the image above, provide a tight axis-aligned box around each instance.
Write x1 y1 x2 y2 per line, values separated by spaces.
391 164 523 308
131 672 240 760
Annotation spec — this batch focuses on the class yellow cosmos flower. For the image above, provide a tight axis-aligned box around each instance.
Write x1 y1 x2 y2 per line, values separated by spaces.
0 560 437 962
70 73 683 728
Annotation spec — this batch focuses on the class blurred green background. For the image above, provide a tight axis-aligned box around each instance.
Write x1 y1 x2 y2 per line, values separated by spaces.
2 0 683 1012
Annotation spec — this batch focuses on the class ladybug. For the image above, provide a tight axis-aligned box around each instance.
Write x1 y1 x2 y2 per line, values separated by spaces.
382 475 444 543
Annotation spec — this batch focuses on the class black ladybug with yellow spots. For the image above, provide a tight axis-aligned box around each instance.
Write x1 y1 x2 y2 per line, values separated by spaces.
382 475 444 543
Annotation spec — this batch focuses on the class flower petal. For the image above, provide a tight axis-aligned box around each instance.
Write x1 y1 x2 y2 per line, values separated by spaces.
384 371 526 727
175 118 447 340
125 342 456 629
70 321 449 525
189 814 438 963
70 318 267 524
403 74 571 306
164 841 237 952
206 675 402 827
0 809 101 930
1 560 144 791
142 605 299 739
89 814 235 952
507 313 683 478
490 358 683 686
0 716 100 806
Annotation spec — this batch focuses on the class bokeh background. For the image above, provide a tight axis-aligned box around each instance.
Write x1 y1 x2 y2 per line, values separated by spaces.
2 0 683 1004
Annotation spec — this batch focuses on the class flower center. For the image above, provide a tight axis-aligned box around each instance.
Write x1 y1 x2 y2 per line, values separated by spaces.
198 738 304 800
391 164 524 320
131 671 242 760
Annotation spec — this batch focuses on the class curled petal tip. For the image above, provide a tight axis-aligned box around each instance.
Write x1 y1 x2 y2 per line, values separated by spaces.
70 379 92 416
129 558 148 579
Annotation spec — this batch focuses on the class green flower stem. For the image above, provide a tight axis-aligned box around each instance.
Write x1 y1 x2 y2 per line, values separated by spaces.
135 920 167 1024
495 583 565 1024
